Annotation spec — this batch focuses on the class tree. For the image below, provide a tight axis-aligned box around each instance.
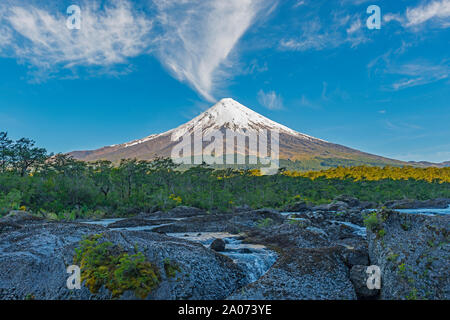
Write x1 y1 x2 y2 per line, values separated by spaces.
0 132 13 172
11 138 48 176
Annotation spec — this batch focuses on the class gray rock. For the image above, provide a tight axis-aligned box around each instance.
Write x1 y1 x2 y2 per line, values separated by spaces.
0 221 245 300
210 239 226 252
349 265 380 298
367 210 450 300
343 248 370 267
383 198 450 209
230 247 356 300
284 201 311 212
334 195 360 208
306 226 328 238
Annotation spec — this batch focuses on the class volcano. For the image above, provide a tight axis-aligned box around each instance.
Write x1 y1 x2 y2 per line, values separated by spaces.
69 98 405 169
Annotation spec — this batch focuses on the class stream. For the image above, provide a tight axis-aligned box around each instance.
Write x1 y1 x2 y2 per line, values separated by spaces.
81 220 277 285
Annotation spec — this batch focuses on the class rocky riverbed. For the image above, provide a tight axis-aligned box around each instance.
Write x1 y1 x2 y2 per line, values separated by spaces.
0 198 448 300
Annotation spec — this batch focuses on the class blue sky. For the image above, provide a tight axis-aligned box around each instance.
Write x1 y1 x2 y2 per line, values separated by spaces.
0 0 449 162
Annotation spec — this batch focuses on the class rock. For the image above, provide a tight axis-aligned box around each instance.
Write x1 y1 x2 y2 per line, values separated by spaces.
314 202 349 212
210 239 226 252
3 211 43 225
245 223 330 250
229 247 356 300
0 221 245 300
233 205 252 213
306 227 328 238
107 218 176 229
166 206 206 218
349 265 380 299
383 198 450 209
359 201 377 209
284 201 311 212
334 195 360 208
342 248 370 267
367 210 450 300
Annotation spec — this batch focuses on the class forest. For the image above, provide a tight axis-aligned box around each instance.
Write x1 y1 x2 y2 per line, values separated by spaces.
1 131 449 219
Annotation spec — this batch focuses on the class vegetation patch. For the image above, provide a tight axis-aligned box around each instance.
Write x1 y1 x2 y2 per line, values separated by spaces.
74 234 161 299
257 218 274 228
163 258 181 279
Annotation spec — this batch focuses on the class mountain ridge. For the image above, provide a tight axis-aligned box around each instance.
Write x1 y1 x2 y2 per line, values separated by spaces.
69 98 413 170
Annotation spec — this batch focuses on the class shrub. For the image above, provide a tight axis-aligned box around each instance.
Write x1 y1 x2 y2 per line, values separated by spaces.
163 258 181 279
74 234 161 299
363 212 381 232
257 218 274 228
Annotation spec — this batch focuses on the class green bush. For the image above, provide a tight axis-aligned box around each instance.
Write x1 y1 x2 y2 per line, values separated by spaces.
257 218 274 228
74 234 161 299
363 212 381 232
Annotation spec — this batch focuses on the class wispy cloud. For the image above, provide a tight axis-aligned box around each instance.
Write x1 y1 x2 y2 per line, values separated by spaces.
406 0 450 27
279 12 368 52
257 89 284 110
389 62 449 90
154 0 277 101
0 1 153 77
383 0 450 29
0 0 277 101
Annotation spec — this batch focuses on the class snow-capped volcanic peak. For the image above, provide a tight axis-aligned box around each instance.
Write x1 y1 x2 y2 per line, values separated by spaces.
115 98 323 148
170 98 321 141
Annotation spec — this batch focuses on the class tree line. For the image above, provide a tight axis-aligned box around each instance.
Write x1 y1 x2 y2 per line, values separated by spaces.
0 131 449 219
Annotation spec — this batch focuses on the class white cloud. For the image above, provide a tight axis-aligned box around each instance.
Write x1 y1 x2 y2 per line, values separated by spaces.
0 0 277 101
383 0 450 29
0 1 153 75
389 62 449 90
406 0 450 27
154 0 276 102
280 13 369 52
258 90 284 110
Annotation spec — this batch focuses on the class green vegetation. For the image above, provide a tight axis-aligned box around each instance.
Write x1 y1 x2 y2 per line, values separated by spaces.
257 218 275 228
163 258 181 279
0 131 449 219
74 234 160 299
363 212 382 232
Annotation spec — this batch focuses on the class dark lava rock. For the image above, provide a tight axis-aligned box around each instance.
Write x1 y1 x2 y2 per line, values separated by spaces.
230 247 356 300
283 201 311 212
210 239 226 252
107 218 176 229
166 206 207 218
367 210 450 300
334 195 361 208
0 220 245 300
349 265 380 299
383 198 450 209
342 247 370 267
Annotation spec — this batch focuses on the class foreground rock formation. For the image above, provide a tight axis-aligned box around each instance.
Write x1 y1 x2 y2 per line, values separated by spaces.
0 203 448 300
366 210 449 300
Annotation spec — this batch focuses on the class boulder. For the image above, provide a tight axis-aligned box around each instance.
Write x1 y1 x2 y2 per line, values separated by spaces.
383 198 450 209
284 201 311 212
349 265 380 299
229 247 356 300
166 206 206 218
342 248 370 267
367 210 450 300
0 221 245 300
334 195 360 208
210 238 226 252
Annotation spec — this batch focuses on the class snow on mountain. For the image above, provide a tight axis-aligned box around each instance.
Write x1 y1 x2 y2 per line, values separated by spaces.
115 98 324 149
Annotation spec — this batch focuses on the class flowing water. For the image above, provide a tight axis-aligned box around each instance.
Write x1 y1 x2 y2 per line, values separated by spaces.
81 220 277 284
167 232 278 284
